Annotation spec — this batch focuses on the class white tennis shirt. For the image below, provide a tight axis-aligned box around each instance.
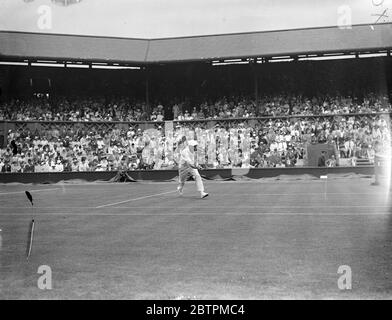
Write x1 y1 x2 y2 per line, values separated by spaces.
179 147 195 169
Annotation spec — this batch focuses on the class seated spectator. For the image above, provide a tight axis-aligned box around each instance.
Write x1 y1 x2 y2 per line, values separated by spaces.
23 159 35 173
1 160 11 173
326 155 337 167
78 158 90 171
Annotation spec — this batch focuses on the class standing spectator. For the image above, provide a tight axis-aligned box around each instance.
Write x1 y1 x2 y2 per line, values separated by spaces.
172 103 180 120
156 111 164 121
317 151 327 167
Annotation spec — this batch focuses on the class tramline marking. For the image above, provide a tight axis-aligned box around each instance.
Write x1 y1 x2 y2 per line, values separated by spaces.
95 190 177 208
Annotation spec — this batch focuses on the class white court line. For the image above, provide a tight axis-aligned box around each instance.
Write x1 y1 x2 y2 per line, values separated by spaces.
95 190 177 208
0 190 384 197
112 205 391 209
0 212 390 216
198 192 388 196
0 188 60 196
0 205 390 209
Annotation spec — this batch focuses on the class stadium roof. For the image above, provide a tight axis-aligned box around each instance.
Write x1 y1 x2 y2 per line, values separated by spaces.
0 23 391 65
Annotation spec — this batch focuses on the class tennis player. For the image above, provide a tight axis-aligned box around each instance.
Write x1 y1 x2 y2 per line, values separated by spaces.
177 137 209 199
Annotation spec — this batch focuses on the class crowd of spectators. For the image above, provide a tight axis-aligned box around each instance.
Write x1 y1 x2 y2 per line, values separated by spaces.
0 92 391 123
1 112 390 173
0 96 160 122
173 93 392 120
1 91 391 173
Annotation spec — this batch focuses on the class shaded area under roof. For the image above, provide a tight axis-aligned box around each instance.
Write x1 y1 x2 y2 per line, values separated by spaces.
0 23 391 64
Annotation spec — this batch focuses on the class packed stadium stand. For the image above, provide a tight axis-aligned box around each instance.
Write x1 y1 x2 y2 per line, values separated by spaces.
0 24 391 179
0 92 391 174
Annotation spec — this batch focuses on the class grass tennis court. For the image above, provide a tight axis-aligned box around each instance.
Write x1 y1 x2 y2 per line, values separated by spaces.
0 175 391 299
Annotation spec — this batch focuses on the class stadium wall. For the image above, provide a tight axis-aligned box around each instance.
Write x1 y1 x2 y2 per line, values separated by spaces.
0 166 375 184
